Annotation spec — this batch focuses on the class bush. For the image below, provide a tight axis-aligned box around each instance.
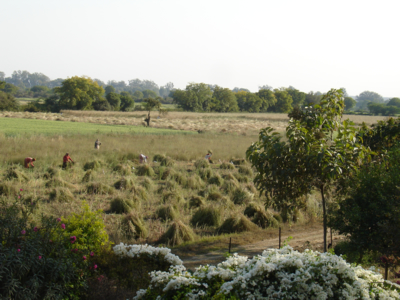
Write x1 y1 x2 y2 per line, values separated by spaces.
220 162 235 170
218 214 257 233
136 165 155 177
4 167 29 181
122 213 148 239
0 201 95 299
159 220 196 246
110 197 136 214
0 182 17 196
49 187 75 202
156 205 179 221
86 183 114 195
190 205 223 227
83 160 102 171
134 246 400 299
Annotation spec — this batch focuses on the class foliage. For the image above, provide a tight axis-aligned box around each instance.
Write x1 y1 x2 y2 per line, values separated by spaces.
210 86 239 112
49 187 75 202
235 91 263 112
159 220 196 246
55 76 105 110
329 145 400 261
344 96 356 110
0 90 19 111
134 246 400 299
247 88 370 251
356 90 384 110
0 200 95 299
270 89 293 113
358 117 400 152
190 205 223 227
172 83 213 112
256 89 277 111
106 92 121 111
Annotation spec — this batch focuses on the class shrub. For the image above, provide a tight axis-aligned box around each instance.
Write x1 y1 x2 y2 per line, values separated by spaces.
110 197 136 214
159 220 196 246
134 246 400 299
220 162 235 170
82 170 94 183
83 160 102 171
136 165 155 177
190 205 223 227
114 177 134 190
194 159 210 169
252 209 280 228
113 164 132 176
122 213 148 239
232 187 254 205
188 196 205 209
218 214 257 233
244 202 262 218
86 183 114 195
208 173 224 186
4 167 29 181
156 205 179 221
238 165 253 176
0 182 17 196
49 187 75 202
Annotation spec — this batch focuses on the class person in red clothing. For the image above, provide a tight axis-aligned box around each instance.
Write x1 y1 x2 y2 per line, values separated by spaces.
62 153 74 169
24 157 36 168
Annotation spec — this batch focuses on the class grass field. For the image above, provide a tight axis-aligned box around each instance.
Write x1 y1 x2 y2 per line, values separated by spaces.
0 117 194 136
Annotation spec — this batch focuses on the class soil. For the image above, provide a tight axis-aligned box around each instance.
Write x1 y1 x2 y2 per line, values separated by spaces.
177 224 345 270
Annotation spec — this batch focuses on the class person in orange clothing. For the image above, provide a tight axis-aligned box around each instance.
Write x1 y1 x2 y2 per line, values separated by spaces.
24 157 36 168
62 153 74 169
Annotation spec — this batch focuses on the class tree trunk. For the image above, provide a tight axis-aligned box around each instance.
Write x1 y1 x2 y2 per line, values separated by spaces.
320 184 327 252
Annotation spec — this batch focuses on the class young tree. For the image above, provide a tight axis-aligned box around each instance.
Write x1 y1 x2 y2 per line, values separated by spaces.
120 92 135 111
344 97 356 110
247 89 370 252
143 97 162 127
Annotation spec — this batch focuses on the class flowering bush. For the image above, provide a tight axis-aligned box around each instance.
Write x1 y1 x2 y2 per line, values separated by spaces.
134 246 400 300
0 199 97 299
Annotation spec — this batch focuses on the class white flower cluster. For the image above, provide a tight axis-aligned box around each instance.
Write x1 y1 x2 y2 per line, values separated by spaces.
133 246 400 300
113 243 183 266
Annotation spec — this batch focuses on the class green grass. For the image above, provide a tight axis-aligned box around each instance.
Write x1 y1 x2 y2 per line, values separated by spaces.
0 117 195 137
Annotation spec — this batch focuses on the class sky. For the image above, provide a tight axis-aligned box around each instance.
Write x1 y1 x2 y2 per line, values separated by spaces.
1 0 399 97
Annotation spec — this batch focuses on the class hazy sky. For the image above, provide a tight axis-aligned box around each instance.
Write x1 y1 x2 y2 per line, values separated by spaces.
2 0 399 97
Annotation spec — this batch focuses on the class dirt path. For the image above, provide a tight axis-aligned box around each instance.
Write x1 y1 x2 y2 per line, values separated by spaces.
179 225 344 270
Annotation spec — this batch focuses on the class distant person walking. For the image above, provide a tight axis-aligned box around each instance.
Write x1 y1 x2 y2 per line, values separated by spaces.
24 157 36 168
139 154 148 164
205 152 212 162
62 153 74 169
94 139 101 150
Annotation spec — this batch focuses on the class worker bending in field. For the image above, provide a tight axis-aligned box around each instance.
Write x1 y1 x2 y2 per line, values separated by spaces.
139 154 148 163
94 139 101 150
62 153 74 169
24 157 36 168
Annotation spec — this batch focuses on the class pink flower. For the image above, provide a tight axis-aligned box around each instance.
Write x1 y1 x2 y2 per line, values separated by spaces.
21 230 26 235
83 256 87 261
61 224 65 229
20 189 23 191
93 264 97 269
71 248 78 253
70 236 76 244
33 227 38 232
56 218 61 222
38 256 42 260
18 195 21 199
90 251 94 257
17 249 20 252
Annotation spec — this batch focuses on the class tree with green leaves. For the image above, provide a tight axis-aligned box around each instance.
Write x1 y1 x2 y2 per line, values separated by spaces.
356 90 384 110
106 92 121 111
104 85 116 95
55 76 104 110
286 88 306 108
270 89 293 113
247 89 370 252
210 86 238 112
172 83 213 112
0 91 19 111
256 89 277 112
344 97 356 110
387 97 400 108
143 97 162 127
235 91 263 112
120 92 135 111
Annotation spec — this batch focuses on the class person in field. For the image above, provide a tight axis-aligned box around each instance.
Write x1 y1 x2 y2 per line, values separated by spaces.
62 153 74 169
24 157 36 168
94 139 101 150
205 152 212 162
139 154 148 163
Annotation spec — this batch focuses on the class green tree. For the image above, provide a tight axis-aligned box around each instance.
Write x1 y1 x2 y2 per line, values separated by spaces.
143 97 162 126
142 89 158 99
304 91 323 105
0 91 19 111
106 92 121 111
211 86 238 112
172 83 213 112
247 89 369 252
356 91 384 110
55 76 105 110
104 85 116 95
235 91 263 112
256 89 277 112
368 102 386 115
133 90 144 100
120 92 135 111
286 88 306 108
271 89 293 113
1 83 19 95
344 97 356 110
387 97 400 107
